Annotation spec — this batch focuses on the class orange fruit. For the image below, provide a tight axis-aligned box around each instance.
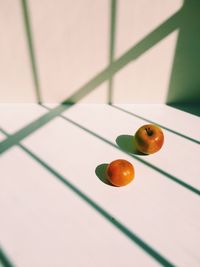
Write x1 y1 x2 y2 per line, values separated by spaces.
107 159 134 187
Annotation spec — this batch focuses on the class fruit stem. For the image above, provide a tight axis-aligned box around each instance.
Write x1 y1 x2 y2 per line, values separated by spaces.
145 127 153 136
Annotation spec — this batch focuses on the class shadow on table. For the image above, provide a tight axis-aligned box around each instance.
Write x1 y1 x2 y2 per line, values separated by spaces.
95 164 115 186
168 103 200 117
0 247 15 267
116 135 146 156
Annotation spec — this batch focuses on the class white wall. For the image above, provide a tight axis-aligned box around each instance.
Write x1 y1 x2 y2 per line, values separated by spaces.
0 0 184 103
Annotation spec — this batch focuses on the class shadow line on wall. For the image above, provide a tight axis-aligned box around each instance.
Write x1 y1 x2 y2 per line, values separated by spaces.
21 0 42 103
62 10 181 104
108 0 117 104
0 10 182 154
20 0 199 115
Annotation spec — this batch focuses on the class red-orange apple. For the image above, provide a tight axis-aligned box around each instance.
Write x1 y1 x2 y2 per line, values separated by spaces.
134 124 164 154
107 159 135 187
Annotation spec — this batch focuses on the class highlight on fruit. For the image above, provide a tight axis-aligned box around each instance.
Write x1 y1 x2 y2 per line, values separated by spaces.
134 124 164 154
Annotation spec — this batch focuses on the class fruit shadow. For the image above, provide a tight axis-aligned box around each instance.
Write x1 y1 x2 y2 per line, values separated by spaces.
95 164 116 186
116 135 147 156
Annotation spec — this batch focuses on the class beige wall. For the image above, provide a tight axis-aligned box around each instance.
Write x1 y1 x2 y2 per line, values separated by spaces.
0 0 35 102
0 0 188 103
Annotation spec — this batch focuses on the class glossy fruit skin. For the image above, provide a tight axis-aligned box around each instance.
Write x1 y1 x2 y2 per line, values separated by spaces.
135 124 164 154
107 159 134 187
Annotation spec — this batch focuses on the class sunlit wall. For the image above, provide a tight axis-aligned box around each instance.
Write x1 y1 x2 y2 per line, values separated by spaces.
1 0 199 104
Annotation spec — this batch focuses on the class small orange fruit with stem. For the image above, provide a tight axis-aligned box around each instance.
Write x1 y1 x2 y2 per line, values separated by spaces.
135 124 164 154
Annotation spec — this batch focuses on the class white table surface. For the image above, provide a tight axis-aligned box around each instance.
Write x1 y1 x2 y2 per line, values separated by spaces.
0 104 200 267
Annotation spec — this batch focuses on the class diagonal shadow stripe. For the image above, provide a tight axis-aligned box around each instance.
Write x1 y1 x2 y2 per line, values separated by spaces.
40 104 200 197
0 247 15 267
0 104 69 154
0 129 175 267
111 105 200 144
0 10 182 155
21 0 42 103
62 10 181 105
